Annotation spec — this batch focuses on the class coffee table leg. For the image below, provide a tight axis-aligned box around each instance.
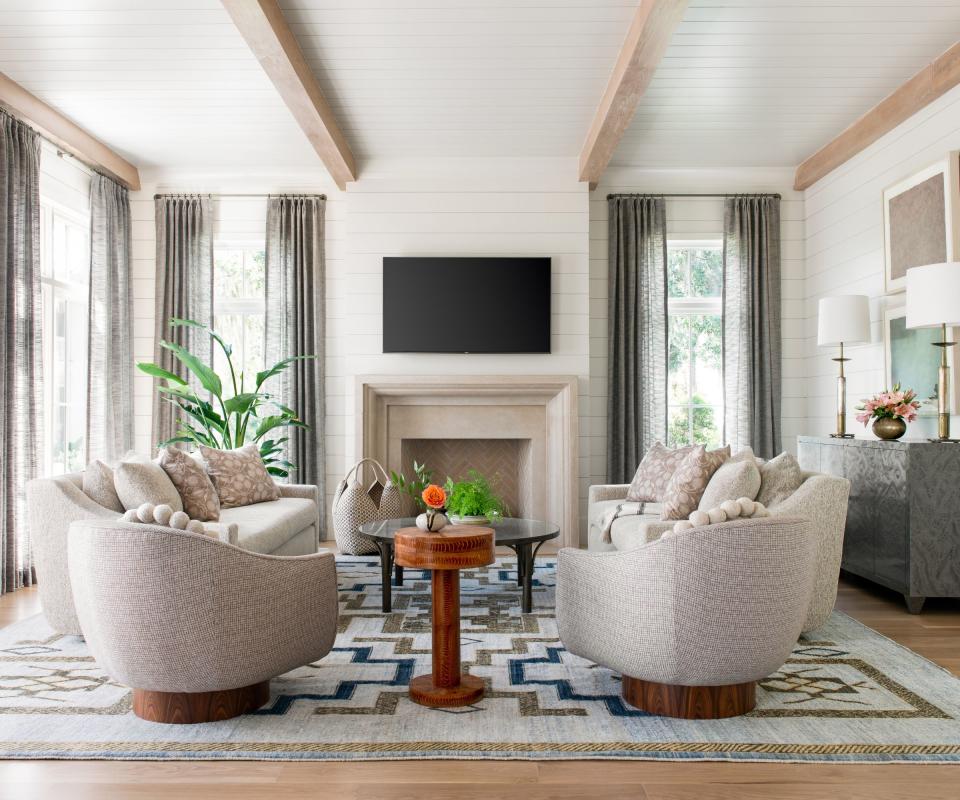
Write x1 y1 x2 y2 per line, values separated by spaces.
374 541 393 613
408 568 485 708
521 541 546 614
394 565 404 586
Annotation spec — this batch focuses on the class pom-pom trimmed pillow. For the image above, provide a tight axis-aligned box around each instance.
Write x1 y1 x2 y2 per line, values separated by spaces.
626 442 695 502
697 450 761 512
121 503 238 544
659 445 731 520
200 444 280 509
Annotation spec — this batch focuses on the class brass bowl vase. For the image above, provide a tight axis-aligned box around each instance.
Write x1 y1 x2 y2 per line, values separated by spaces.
872 417 907 441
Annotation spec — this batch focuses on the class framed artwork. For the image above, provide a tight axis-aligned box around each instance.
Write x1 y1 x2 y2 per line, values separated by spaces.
883 304 960 416
883 152 960 293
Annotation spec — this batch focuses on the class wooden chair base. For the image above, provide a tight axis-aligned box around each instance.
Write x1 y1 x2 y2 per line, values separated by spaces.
132 680 270 724
409 673 485 708
622 676 756 719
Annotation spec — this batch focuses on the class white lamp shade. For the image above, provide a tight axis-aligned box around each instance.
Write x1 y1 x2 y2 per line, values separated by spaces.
817 295 871 346
906 262 960 328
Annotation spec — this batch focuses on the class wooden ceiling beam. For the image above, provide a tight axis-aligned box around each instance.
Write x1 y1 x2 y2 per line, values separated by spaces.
222 0 356 190
579 0 688 186
794 41 960 192
0 71 141 190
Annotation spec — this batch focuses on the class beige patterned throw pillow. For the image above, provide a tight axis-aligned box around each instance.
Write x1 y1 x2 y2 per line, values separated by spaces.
757 452 805 508
114 457 184 513
626 442 696 502
200 444 280 509
660 445 731 520
158 446 221 521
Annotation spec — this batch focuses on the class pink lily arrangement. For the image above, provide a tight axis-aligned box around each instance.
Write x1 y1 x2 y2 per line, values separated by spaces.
855 383 921 426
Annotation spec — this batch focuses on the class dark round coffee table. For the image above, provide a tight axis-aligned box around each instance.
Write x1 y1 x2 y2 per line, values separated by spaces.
357 517 560 614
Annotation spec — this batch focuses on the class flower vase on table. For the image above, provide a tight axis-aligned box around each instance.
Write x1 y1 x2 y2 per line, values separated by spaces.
416 485 449 532
856 383 920 441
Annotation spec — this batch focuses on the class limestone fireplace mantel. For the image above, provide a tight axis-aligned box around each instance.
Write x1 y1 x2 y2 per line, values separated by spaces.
355 375 579 548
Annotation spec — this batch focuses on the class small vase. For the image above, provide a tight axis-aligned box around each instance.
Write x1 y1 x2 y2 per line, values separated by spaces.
416 510 448 532
873 417 907 440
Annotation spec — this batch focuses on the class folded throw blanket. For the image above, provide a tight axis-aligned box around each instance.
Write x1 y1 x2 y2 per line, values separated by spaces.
599 501 648 544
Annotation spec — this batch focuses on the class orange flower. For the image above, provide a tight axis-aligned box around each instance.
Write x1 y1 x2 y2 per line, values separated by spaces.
421 484 446 509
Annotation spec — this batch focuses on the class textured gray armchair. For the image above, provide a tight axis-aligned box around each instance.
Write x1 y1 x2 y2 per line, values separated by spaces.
68 518 339 723
586 470 849 633
557 516 817 718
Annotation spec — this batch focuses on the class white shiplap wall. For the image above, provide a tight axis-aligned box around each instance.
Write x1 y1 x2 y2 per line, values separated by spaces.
129 169 345 518
588 167 805 483
336 157 592 540
802 82 960 441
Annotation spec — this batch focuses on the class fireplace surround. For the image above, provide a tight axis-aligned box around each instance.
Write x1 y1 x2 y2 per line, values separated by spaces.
355 375 579 548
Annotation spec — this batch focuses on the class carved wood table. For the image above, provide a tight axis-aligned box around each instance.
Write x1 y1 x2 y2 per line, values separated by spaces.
393 525 495 708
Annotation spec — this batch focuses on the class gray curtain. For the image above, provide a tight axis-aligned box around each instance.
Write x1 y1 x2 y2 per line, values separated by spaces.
265 195 325 528
87 173 133 462
152 195 213 449
606 194 668 483
723 195 782 459
0 110 41 595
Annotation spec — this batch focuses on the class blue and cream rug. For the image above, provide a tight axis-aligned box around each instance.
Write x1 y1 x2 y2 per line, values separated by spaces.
2 556 960 763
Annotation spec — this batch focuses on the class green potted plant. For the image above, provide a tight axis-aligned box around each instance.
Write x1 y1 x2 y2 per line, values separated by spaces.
443 470 508 525
390 460 434 515
137 317 313 478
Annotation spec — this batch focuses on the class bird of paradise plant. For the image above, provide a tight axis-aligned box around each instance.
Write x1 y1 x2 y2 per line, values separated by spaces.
137 317 313 478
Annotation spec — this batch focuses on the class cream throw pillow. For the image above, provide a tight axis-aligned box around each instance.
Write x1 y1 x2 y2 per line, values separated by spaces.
626 442 695 502
697 448 761 512
757 452 805 508
113 458 184 513
200 444 280 509
158 446 221 521
660 445 731 520
82 460 124 512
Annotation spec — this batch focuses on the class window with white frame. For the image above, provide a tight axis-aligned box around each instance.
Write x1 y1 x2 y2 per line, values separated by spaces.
40 201 89 475
667 241 723 448
213 243 266 397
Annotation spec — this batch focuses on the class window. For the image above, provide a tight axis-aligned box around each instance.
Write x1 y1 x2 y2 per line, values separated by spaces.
40 202 89 475
667 242 723 449
213 243 266 396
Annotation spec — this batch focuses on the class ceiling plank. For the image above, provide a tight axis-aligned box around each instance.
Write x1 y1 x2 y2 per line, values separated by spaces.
0 71 140 190
794 41 960 191
578 0 688 186
221 0 356 190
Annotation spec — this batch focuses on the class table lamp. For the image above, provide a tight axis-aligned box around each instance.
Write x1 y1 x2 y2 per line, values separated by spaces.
906 262 960 442
818 295 871 438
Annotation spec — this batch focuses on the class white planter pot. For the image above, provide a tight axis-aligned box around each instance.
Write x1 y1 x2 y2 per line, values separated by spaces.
449 515 489 526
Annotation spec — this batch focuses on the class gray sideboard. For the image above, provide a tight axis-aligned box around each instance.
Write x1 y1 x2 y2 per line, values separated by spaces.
797 435 960 613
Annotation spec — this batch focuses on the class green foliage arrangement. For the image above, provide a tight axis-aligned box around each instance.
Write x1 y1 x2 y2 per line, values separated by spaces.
443 470 507 520
137 317 313 478
390 460 435 512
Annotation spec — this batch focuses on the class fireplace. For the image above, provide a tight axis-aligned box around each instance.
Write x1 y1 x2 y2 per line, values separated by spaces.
355 376 579 548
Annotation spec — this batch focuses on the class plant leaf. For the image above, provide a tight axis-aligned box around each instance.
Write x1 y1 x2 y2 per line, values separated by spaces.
160 339 222 397
254 355 316 390
137 362 187 385
169 317 233 357
224 392 259 415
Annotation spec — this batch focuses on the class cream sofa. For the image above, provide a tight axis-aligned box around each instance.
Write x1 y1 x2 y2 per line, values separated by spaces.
586 469 850 633
26 471 321 636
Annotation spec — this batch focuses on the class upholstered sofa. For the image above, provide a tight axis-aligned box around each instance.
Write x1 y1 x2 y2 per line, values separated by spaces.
68 518 338 723
558 516 817 718
26 471 321 635
586 469 850 633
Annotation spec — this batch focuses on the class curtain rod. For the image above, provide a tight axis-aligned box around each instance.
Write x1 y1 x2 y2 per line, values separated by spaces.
153 192 326 199
606 192 781 199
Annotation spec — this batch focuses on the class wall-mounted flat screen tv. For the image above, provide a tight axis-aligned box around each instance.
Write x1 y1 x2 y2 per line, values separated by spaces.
382 257 551 353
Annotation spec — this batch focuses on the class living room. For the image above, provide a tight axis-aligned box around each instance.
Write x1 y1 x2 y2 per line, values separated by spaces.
1 1 959 797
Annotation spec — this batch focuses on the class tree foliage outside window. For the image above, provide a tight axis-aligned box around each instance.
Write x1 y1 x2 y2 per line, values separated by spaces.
667 244 723 449
213 244 266 399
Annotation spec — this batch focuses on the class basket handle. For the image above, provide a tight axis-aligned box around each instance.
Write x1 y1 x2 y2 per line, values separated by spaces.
348 457 391 486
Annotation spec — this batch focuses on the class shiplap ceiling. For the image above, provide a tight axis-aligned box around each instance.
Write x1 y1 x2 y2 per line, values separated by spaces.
1 0 959 174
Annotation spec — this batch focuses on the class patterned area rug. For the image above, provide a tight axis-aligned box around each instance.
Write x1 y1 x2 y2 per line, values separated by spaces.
2 556 960 762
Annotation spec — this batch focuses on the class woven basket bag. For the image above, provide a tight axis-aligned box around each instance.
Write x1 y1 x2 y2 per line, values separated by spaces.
331 458 405 554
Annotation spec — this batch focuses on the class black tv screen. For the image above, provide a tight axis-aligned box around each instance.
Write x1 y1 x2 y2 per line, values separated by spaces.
382 257 551 353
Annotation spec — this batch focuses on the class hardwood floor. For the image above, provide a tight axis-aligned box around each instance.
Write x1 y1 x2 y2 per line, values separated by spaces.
1 571 958 799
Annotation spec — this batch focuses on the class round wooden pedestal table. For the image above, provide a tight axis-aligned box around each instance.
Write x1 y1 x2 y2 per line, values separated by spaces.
393 525 495 708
